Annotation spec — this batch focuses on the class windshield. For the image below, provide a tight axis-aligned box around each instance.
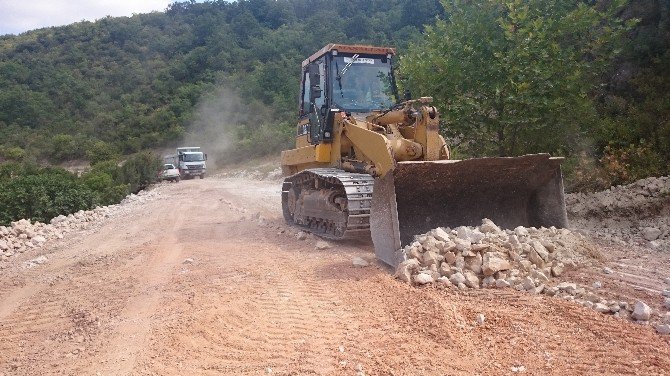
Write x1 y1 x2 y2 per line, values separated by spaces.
183 152 204 162
331 55 396 112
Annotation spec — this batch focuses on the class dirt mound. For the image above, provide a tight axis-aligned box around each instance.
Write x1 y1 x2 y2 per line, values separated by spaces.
566 176 670 250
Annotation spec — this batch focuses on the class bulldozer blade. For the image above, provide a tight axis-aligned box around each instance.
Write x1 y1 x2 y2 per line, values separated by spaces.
370 154 568 267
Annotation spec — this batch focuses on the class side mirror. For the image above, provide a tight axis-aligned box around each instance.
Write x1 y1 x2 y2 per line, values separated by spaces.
310 85 322 103
308 64 320 85
308 64 321 103
403 89 412 101
204 154 208 161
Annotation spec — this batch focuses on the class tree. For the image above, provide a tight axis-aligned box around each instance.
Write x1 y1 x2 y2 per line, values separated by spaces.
400 0 633 157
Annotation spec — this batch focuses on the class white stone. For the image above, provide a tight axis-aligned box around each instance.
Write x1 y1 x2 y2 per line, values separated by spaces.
436 276 453 286
455 226 485 243
422 251 442 267
528 249 545 268
593 303 610 313
482 252 511 276
479 218 501 234
631 300 651 321
464 253 482 274
602 267 613 274
32 235 46 244
395 259 420 283
449 272 466 286
521 276 536 291
453 237 472 253
656 324 670 335
530 270 549 283
352 257 369 268
443 251 456 265
463 270 480 289
296 231 307 240
514 226 529 237
495 279 511 288
664 298 670 310
476 313 486 325
431 227 451 242
551 263 565 277
641 227 662 241
556 282 577 295
530 241 549 262
592 281 602 289
414 273 434 285
183 258 194 264
315 240 331 250
543 286 558 296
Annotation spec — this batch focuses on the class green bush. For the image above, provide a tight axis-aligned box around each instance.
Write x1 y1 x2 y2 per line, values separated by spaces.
119 151 162 193
86 140 120 165
50 134 86 161
0 146 26 161
0 171 95 225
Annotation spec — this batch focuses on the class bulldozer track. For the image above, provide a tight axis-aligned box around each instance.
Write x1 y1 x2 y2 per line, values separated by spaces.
282 168 374 240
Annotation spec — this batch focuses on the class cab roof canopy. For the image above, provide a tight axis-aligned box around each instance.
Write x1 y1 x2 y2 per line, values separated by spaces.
301 44 396 68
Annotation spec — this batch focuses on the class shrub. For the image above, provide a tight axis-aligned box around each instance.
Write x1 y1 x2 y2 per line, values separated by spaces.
600 142 666 185
0 170 95 225
119 151 162 193
86 140 120 165
0 146 26 161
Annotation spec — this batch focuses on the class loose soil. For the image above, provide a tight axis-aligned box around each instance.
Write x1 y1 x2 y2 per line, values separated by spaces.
0 177 668 375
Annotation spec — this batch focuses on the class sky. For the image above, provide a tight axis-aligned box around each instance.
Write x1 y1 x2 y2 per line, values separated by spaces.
0 0 176 36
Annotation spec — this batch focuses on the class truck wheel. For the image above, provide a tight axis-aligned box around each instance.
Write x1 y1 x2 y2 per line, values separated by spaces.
176 177 180 182
200 174 205 179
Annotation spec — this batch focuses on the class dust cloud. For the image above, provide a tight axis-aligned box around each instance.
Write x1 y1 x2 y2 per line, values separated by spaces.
177 87 273 170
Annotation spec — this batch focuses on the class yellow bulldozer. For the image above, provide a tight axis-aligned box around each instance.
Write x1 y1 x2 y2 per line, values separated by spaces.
281 44 567 266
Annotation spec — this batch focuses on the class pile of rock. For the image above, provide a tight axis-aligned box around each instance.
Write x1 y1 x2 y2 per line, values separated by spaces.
396 218 597 291
0 187 163 262
566 176 670 250
395 218 670 333
216 167 283 181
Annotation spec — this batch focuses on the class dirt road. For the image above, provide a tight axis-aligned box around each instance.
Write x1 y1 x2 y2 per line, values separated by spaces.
0 177 668 375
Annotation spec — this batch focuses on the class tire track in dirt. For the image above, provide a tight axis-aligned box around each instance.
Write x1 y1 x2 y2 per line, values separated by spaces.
92 207 188 375
0 248 143 375
138 238 363 375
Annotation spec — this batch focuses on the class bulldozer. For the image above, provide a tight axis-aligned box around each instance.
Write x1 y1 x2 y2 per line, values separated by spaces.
281 44 568 267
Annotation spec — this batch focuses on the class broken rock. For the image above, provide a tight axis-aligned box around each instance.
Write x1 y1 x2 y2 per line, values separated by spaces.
656 324 670 335
352 257 369 268
641 227 662 241
463 270 480 288
631 300 651 321
315 240 331 250
479 218 501 234
395 259 420 283
414 273 434 285
482 252 511 276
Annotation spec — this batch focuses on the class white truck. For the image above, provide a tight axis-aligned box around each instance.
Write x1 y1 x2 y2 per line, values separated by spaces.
165 147 207 179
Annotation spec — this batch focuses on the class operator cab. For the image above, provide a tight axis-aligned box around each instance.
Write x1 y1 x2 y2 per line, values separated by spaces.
298 44 398 145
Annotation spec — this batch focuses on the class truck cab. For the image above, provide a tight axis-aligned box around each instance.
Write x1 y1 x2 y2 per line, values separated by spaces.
176 147 207 179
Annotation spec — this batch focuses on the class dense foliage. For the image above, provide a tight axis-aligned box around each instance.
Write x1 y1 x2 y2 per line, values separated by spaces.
0 0 668 191
0 0 441 164
401 0 632 157
400 0 669 188
0 152 162 225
